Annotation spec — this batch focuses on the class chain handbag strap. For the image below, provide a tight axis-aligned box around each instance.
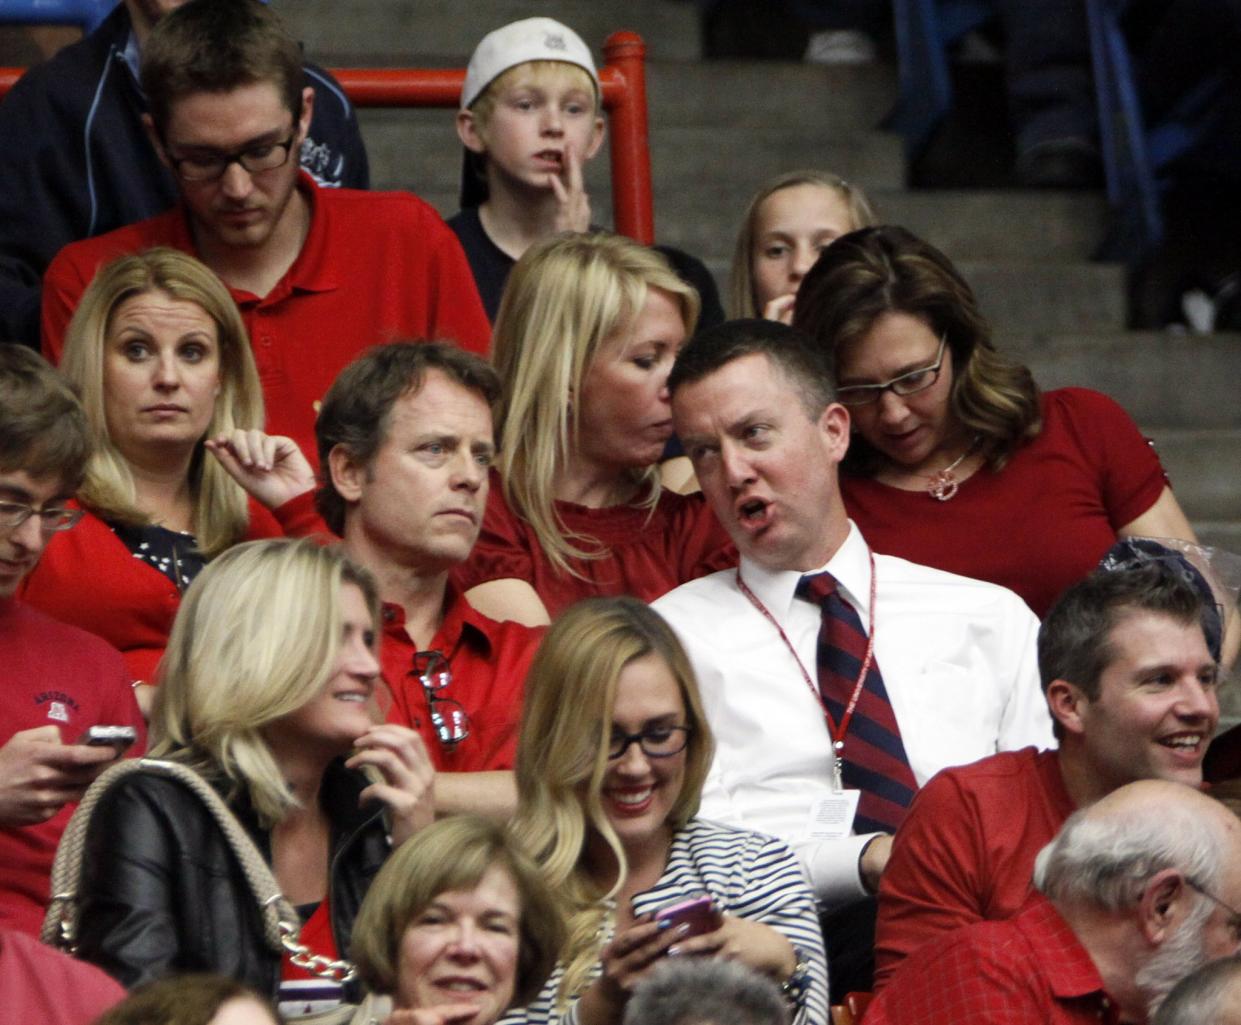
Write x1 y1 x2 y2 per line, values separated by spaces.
42 757 356 984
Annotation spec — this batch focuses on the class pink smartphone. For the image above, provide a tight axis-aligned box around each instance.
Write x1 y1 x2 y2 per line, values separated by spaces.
654 895 721 939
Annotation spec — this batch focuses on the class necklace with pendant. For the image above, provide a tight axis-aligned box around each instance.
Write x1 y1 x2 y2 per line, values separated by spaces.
920 438 979 501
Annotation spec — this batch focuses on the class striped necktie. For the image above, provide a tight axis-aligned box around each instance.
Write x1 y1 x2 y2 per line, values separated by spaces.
796 571 918 834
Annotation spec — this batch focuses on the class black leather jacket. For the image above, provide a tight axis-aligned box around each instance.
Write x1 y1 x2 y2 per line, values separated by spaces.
74 758 390 997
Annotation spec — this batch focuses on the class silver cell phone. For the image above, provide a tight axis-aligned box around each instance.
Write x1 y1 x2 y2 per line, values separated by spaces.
77 725 137 753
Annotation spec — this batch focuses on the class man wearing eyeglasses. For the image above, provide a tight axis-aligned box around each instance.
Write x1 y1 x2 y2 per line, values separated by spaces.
316 342 541 820
653 318 1051 994
0 347 145 937
39 0 489 465
0 0 368 351
866 780 1241 1025
873 558 1221 991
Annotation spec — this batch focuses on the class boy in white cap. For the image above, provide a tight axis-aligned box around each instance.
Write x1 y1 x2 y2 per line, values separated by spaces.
447 17 606 319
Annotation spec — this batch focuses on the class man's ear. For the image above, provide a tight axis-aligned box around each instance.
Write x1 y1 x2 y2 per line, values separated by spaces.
456 109 488 155
1138 869 1191 945
328 443 364 503
297 86 315 142
142 113 170 169
818 402 851 464
1047 679 1089 737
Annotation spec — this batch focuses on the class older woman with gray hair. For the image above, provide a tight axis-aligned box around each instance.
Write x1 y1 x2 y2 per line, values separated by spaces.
350 815 565 1025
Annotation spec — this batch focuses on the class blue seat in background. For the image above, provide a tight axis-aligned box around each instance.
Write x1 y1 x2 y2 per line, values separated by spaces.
888 0 1229 259
0 0 117 32
1086 0 1227 258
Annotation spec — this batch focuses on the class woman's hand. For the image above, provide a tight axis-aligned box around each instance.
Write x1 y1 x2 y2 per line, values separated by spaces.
761 293 797 325
205 429 316 510
577 916 689 1025
346 724 436 846
665 913 797 981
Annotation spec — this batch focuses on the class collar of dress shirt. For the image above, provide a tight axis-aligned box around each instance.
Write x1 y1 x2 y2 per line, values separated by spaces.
736 519 873 626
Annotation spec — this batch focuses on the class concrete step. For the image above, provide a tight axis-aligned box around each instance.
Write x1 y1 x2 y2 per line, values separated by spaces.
1147 429 1241 523
960 262 1128 333
645 61 896 130
657 188 1105 263
280 0 700 65
1006 333 1241 430
357 111 906 205
1196 522 1241 553
878 191 1107 263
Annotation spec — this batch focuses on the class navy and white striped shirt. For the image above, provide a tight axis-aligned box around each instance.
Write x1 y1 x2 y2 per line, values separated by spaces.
501 818 829 1025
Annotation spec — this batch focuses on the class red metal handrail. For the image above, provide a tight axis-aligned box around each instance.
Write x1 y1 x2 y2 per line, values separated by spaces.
0 29 654 241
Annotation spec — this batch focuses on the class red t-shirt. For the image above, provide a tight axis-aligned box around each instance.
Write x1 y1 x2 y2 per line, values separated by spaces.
841 388 1168 617
874 747 1075 990
0 599 146 936
381 588 540 772
0 927 126 1024
41 174 490 464
18 493 326 684
866 895 1120 1025
454 472 737 618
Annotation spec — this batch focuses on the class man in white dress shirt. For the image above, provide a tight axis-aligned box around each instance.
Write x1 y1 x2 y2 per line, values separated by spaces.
653 319 1053 992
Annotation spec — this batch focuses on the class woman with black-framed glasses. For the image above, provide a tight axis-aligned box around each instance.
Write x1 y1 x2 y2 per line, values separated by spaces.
794 224 1200 619
505 596 827 1025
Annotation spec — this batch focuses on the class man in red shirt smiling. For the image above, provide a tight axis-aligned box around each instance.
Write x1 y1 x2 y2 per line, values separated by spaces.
874 559 1221 988
868 779 1241 1025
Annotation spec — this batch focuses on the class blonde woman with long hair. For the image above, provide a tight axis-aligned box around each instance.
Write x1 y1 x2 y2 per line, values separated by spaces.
20 248 321 702
504 597 827 1025
455 233 734 626
73 538 434 1013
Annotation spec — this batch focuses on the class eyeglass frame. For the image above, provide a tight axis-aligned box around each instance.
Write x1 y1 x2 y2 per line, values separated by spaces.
834 333 949 407
1186 876 1241 939
411 650 470 750
163 129 299 183
607 725 693 761
0 500 84 534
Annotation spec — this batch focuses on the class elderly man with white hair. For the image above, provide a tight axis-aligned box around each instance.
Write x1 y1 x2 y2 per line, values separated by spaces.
866 779 1241 1025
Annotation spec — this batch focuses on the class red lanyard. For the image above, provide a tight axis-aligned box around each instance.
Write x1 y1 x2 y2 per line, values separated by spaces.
736 549 877 788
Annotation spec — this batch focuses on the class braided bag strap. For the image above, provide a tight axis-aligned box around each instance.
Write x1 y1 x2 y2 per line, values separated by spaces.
42 758 297 955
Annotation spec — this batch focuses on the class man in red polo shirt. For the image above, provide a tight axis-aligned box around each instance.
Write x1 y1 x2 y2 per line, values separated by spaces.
0 347 145 937
316 341 539 818
873 559 1221 989
41 0 489 464
868 780 1241 1025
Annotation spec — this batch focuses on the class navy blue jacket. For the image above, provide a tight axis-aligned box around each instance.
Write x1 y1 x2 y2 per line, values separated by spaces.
0 4 369 347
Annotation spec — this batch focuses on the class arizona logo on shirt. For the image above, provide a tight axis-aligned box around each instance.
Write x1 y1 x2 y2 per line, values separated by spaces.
35 690 79 723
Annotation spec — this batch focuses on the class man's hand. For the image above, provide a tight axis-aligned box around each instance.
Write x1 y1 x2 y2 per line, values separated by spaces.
0 725 118 826
205 429 316 511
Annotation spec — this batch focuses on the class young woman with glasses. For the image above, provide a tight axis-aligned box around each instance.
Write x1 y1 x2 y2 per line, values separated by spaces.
504 597 827 1025
793 224 1199 618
